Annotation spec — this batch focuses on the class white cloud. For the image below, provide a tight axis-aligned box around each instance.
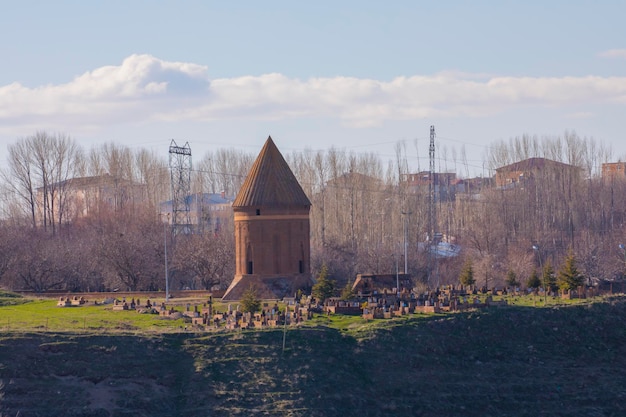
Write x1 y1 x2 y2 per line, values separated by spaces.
1 54 626 133
598 49 626 59
566 111 594 119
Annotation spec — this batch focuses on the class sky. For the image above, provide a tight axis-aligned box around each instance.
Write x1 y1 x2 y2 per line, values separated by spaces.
1 0 625 176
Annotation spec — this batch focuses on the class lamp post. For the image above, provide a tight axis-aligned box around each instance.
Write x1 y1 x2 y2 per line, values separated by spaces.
395 254 400 296
164 214 170 301
532 245 545 305
619 244 626 292
401 211 411 274
399 210 412 296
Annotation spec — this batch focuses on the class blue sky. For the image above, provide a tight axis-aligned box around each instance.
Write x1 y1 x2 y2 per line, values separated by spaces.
1 0 625 175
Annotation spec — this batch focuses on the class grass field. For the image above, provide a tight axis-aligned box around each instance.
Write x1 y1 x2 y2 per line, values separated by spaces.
0 291 239 333
1 296 187 333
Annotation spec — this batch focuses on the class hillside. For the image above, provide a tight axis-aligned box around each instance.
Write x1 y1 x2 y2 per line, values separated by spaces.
1 298 625 417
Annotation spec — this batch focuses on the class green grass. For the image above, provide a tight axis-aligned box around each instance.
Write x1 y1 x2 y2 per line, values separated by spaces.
495 292 603 308
0 290 31 306
0 298 189 333
0 290 23 298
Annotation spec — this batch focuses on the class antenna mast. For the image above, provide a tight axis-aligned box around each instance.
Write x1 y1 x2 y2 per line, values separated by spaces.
428 126 438 287
169 140 192 235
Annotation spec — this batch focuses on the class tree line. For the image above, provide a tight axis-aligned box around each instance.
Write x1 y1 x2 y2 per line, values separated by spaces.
0 130 624 294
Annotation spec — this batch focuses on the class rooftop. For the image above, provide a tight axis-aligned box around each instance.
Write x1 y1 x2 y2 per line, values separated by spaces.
233 136 311 208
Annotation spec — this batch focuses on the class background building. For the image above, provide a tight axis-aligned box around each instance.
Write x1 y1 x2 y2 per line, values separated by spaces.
160 192 234 233
494 157 581 188
37 174 147 224
601 162 626 183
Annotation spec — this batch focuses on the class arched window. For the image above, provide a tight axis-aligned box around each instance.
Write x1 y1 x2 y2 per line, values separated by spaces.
246 243 253 274
299 242 305 273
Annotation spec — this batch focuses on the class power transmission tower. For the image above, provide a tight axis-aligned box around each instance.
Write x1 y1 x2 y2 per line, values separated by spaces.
428 125 438 287
169 140 192 235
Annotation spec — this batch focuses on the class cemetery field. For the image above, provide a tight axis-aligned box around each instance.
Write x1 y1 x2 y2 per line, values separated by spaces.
1 298 177 333
1 293 625 416
0 294 207 333
0 290 598 334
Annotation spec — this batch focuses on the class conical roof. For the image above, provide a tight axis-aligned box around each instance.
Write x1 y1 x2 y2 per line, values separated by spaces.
233 136 311 208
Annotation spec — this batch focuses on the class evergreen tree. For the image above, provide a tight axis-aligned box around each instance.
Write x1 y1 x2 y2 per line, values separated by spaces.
312 264 335 303
340 281 356 300
557 250 585 291
543 261 557 293
505 269 520 288
240 285 261 313
459 258 476 287
527 269 541 289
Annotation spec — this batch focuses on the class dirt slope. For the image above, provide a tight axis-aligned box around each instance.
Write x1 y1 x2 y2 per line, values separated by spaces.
1 300 625 417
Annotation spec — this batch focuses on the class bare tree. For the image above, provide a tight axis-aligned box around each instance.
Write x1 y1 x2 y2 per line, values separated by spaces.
172 230 235 290
2 139 38 227
3 132 81 232
8 230 67 292
97 213 164 291
135 148 169 210
1 130 626 294
0 225 18 285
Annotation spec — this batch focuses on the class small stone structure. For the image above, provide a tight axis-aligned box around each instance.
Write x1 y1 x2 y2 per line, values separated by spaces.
57 296 86 307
